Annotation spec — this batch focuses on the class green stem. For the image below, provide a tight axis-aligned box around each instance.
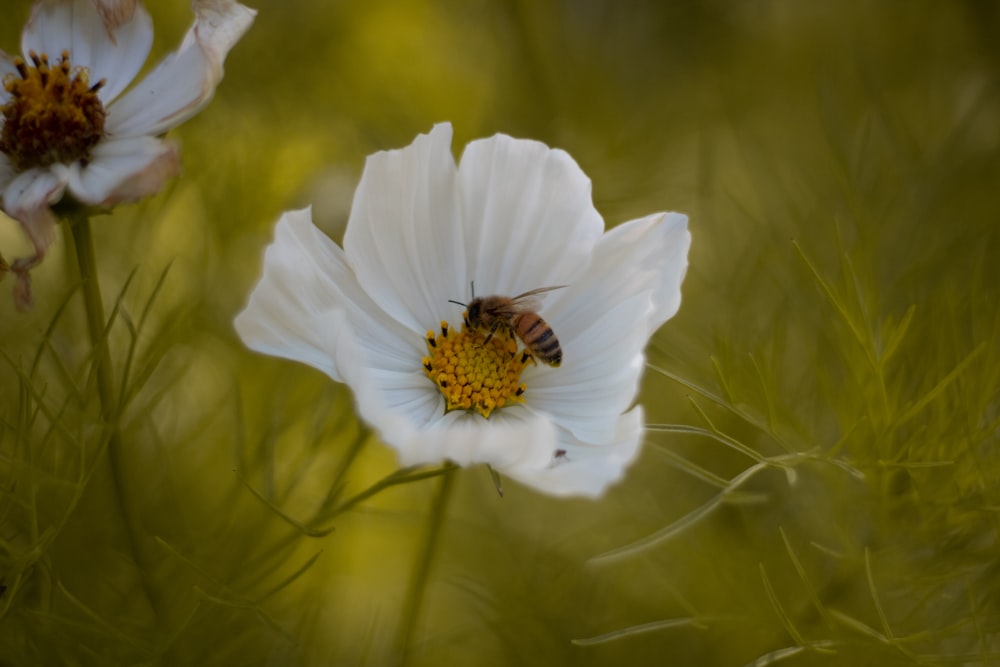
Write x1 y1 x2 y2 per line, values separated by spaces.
69 214 162 619
398 468 455 665
327 464 456 525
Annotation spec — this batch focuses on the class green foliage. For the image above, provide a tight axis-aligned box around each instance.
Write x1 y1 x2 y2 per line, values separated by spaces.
1 0 998 665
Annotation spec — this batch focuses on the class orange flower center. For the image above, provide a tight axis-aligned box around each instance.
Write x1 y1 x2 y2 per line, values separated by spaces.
1 50 106 170
422 318 534 419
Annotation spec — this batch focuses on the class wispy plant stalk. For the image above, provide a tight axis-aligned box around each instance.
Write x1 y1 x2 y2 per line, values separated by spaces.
68 212 162 619
398 468 455 665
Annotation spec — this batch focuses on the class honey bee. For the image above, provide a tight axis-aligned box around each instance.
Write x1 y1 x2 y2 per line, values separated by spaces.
450 285 566 367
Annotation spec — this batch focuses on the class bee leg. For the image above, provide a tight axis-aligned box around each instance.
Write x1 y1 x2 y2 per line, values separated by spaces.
484 322 501 344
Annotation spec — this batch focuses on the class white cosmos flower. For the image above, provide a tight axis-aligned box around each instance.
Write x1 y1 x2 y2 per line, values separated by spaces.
0 0 255 308
235 123 691 498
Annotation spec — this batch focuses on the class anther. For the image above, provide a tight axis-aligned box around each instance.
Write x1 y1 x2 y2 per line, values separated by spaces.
0 49 107 170
422 313 534 419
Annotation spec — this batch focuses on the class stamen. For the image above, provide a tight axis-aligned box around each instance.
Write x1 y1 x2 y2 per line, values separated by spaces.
0 49 107 170
422 312 535 419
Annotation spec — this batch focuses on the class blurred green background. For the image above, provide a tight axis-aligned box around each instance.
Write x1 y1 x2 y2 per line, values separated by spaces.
2 1 999 665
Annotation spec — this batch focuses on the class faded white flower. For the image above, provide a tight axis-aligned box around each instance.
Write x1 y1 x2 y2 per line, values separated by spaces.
235 124 691 498
0 0 255 308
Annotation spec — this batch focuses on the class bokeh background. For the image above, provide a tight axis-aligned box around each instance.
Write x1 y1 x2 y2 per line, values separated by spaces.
2 1 999 665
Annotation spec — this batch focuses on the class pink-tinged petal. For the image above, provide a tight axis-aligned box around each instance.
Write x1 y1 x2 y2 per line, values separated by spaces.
86 2 152 102
2 168 66 310
63 135 179 206
343 123 466 333
456 132 605 297
12 270 34 311
90 0 138 31
22 0 154 103
107 0 255 137
503 407 645 498
3 167 66 248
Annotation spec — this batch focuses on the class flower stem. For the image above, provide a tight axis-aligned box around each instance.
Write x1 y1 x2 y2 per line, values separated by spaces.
69 213 162 619
327 464 456 524
398 468 455 665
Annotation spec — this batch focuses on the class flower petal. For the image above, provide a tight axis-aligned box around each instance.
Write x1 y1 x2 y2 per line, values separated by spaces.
2 168 66 309
389 407 557 471
236 207 561 477
526 292 649 444
235 208 420 384
107 0 255 137
527 212 687 444
64 135 179 205
21 0 154 103
319 319 559 473
502 406 644 498
456 132 605 297
2 167 65 254
91 0 139 32
646 212 690 334
343 123 467 332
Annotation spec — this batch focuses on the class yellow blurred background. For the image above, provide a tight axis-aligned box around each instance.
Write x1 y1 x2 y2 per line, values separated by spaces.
2 1 998 665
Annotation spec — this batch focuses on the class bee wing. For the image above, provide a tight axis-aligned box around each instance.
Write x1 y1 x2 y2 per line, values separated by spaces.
509 285 567 312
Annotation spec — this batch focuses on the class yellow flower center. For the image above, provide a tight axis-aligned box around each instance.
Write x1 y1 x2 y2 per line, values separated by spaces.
0 50 107 171
422 317 534 419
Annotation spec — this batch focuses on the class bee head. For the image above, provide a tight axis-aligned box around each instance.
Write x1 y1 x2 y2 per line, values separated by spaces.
466 298 483 328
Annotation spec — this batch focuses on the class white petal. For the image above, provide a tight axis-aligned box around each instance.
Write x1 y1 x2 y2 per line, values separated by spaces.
647 212 690 333
527 212 686 444
378 403 558 472
343 123 467 332
22 0 154 103
526 292 650 444
107 0 255 137
456 132 605 297
235 208 420 384
502 406 645 498
64 135 179 205
2 168 65 304
3 167 66 226
235 206 563 476
320 322 559 473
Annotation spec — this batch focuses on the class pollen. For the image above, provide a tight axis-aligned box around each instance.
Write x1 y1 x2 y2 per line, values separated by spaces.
0 50 107 171
423 318 534 419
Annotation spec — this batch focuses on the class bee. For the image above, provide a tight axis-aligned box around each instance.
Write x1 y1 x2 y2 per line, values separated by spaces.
450 285 566 367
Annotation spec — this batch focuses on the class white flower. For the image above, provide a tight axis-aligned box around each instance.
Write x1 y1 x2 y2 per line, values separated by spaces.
235 124 690 498
0 0 255 308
